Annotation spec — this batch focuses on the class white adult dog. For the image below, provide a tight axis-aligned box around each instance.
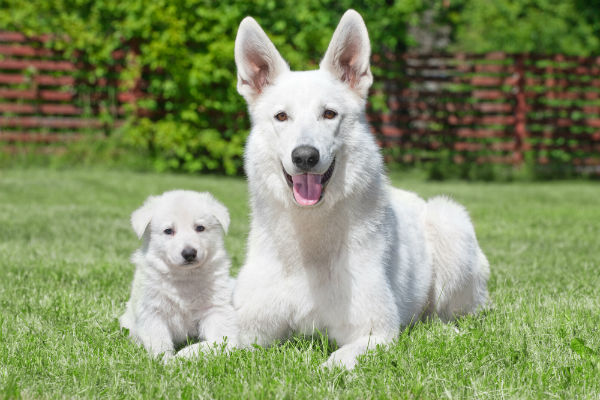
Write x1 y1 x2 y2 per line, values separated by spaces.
119 190 238 359
232 10 490 369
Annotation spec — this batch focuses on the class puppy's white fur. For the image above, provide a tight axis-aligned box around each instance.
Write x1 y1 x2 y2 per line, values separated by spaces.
119 190 238 359
233 10 490 369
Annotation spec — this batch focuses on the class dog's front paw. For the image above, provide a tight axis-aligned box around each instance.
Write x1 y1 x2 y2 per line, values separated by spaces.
175 342 214 359
159 350 175 365
321 347 359 370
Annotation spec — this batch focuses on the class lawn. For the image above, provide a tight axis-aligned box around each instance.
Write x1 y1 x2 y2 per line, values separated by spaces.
0 168 599 399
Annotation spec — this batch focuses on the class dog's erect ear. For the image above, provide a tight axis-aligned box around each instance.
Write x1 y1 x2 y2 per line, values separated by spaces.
210 200 230 234
234 16 289 103
320 9 373 99
131 196 157 240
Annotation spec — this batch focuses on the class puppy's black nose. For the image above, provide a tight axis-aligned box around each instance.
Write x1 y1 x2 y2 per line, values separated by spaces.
292 145 320 171
181 247 197 262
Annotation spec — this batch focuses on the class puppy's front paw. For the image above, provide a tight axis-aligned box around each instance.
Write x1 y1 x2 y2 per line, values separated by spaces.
176 342 213 359
159 350 175 365
321 347 359 370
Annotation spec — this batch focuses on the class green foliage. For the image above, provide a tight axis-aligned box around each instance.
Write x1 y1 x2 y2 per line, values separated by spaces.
0 0 422 174
440 0 600 55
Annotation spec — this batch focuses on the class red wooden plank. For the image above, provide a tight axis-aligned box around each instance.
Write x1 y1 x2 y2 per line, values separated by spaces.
0 116 103 129
447 115 515 125
39 104 82 115
527 104 600 114
34 75 75 86
484 52 508 60
0 32 55 43
551 118 599 128
528 130 600 142
0 44 54 57
0 88 36 99
525 77 600 89
454 141 514 152
456 128 511 138
0 73 25 84
380 125 404 137
477 103 513 113
529 143 600 152
467 76 515 87
0 59 75 71
456 64 514 74
525 91 582 100
0 132 85 142
526 65 600 75
395 89 473 99
0 73 74 86
0 32 27 42
39 90 74 101
117 91 146 102
0 88 74 101
0 103 35 113
391 100 514 114
0 103 82 115
472 90 511 100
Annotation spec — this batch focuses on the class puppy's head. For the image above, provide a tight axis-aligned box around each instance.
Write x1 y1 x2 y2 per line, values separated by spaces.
131 190 230 269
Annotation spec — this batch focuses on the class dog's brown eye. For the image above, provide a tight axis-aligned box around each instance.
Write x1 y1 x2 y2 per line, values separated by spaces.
323 109 337 119
195 225 205 232
274 112 288 122
163 228 174 235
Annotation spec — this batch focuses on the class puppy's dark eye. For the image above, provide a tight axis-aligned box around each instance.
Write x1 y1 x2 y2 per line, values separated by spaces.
323 109 337 119
163 228 174 235
274 112 288 122
195 225 205 232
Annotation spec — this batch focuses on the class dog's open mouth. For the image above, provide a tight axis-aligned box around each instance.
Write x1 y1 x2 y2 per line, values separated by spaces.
283 159 335 206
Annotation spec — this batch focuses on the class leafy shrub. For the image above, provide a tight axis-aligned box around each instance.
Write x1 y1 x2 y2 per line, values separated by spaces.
437 0 600 56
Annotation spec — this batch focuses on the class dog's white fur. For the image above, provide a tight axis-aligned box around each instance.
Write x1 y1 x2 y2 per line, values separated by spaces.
232 10 490 370
119 190 238 359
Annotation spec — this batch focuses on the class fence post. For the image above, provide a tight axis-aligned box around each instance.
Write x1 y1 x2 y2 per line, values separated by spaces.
513 54 528 165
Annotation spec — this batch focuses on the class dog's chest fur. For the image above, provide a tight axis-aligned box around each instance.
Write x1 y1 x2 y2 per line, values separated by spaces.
247 196 394 338
132 255 223 341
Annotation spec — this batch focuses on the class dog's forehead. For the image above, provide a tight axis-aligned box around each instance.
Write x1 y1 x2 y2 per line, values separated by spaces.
153 195 216 225
264 70 347 105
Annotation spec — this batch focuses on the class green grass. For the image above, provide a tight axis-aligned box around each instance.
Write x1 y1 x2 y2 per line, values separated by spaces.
1 168 599 399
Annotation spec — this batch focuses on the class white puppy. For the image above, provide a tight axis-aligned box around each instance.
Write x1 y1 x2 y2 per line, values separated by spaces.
119 190 238 359
232 10 490 369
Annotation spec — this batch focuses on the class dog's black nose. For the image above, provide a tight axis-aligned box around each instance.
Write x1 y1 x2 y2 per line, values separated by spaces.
181 247 197 262
292 145 320 171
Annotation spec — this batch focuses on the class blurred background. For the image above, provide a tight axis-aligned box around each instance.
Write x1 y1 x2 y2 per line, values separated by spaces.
0 0 599 180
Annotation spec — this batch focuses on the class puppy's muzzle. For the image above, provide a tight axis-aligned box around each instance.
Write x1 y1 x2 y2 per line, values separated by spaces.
181 247 197 262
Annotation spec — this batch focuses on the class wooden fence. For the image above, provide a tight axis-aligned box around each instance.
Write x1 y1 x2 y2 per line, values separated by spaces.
370 52 600 170
1 31 599 171
0 32 132 146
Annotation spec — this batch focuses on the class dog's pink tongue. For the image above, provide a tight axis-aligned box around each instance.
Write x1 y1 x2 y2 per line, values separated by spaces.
292 174 322 206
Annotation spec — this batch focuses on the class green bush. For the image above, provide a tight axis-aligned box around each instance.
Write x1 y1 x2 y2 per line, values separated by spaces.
0 0 422 174
437 0 600 56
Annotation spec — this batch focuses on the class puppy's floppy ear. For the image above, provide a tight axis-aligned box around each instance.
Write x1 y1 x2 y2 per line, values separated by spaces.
211 200 230 235
320 9 373 99
131 196 157 240
234 16 289 103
